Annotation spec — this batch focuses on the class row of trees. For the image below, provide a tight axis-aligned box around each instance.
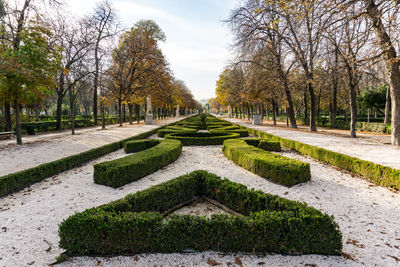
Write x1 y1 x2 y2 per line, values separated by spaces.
216 0 400 145
0 0 198 144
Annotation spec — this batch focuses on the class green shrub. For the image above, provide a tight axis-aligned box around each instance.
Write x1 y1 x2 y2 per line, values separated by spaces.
59 170 342 255
243 138 281 152
209 129 249 137
94 139 182 188
232 120 400 190
0 118 187 197
157 127 197 138
165 132 240 146
223 139 310 186
124 139 160 153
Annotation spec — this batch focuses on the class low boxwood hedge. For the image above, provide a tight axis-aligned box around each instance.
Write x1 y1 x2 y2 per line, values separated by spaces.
165 132 240 146
124 139 160 153
59 170 342 255
223 139 310 186
209 128 249 137
94 139 182 188
244 138 281 152
0 118 187 197
157 127 197 137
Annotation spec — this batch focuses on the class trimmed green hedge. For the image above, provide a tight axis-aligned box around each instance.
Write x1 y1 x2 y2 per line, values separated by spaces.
94 139 182 188
244 138 281 152
223 139 310 186
157 127 197 138
209 128 249 137
229 119 400 190
165 132 240 146
0 118 186 197
124 139 160 153
59 170 342 255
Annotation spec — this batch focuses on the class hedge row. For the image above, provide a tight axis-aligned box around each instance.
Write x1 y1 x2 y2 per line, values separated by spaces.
157 127 197 138
0 119 186 197
94 139 182 188
209 128 249 137
59 170 342 255
165 131 240 146
244 138 281 152
229 119 400 190
223 139 310 186
124 139 160 153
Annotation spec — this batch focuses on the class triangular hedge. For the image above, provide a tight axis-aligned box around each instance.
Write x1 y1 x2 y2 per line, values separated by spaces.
59 170 342 255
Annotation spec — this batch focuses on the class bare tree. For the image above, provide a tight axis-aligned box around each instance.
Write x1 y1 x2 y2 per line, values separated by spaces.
85 0 119 126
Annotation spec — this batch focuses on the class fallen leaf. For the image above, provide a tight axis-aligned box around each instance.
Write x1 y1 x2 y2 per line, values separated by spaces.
257 262 265 265
284 192 289 195
207 259 221 266
97 260 101 265
235 257 243 267
134 255 139 261
27 261 35 265
45 247 51 252
342 252 356 262
305 264 317 267
388 255 400 262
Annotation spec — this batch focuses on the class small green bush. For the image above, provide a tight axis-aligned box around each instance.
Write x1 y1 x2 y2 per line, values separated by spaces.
223 139 310 186
94 139 182 188
124 139 160 153
244 138 281 152
165 132 240 146
59 170 342 255
157 127 197 138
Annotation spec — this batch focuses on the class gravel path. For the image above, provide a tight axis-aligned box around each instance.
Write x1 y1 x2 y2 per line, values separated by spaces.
0 117 183 176
1 145 399 266
224 117 400 169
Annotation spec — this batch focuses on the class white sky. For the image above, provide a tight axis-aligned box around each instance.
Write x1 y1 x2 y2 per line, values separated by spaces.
64 0 239 101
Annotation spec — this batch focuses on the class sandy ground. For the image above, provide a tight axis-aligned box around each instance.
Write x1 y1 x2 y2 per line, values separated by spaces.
1 144 400 266
0 117 184 177
224 117 400 169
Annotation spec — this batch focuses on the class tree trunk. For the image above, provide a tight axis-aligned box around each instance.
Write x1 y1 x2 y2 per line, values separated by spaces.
118 99 123 127
101 102 105 130
307 75 317 131
332 82 337 127
367 108 371 123
283 82 297 128
365 0 400 145
71 100 75 135
304 90 308 125
349 82 357 138
272 99 277 126
4 101 12 131
56 93 63 130
135 104 140 124
128 103 133 125
93 43 100 126
246 103 251 120
15 102 22 145
35 104 40 122
122 104 126 122
385 85 391 124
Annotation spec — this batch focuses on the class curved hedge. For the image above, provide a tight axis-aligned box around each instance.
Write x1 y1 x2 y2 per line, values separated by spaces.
244 138 281 152
223 139 310 186
209 128 249 137
59 170 342 256
94 139 182 188
157 127 197 137
124 139 160 153
165 132 240 146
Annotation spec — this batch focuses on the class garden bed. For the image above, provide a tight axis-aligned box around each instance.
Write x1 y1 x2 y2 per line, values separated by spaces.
165 131 240 146
59 170 342 255
223 138 310 186
94 139 182 188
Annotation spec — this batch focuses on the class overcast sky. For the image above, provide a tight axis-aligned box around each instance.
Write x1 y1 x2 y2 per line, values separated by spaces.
64 0 238 101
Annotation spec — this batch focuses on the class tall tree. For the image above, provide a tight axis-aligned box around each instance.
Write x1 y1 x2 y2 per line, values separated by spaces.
86 0 119 126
